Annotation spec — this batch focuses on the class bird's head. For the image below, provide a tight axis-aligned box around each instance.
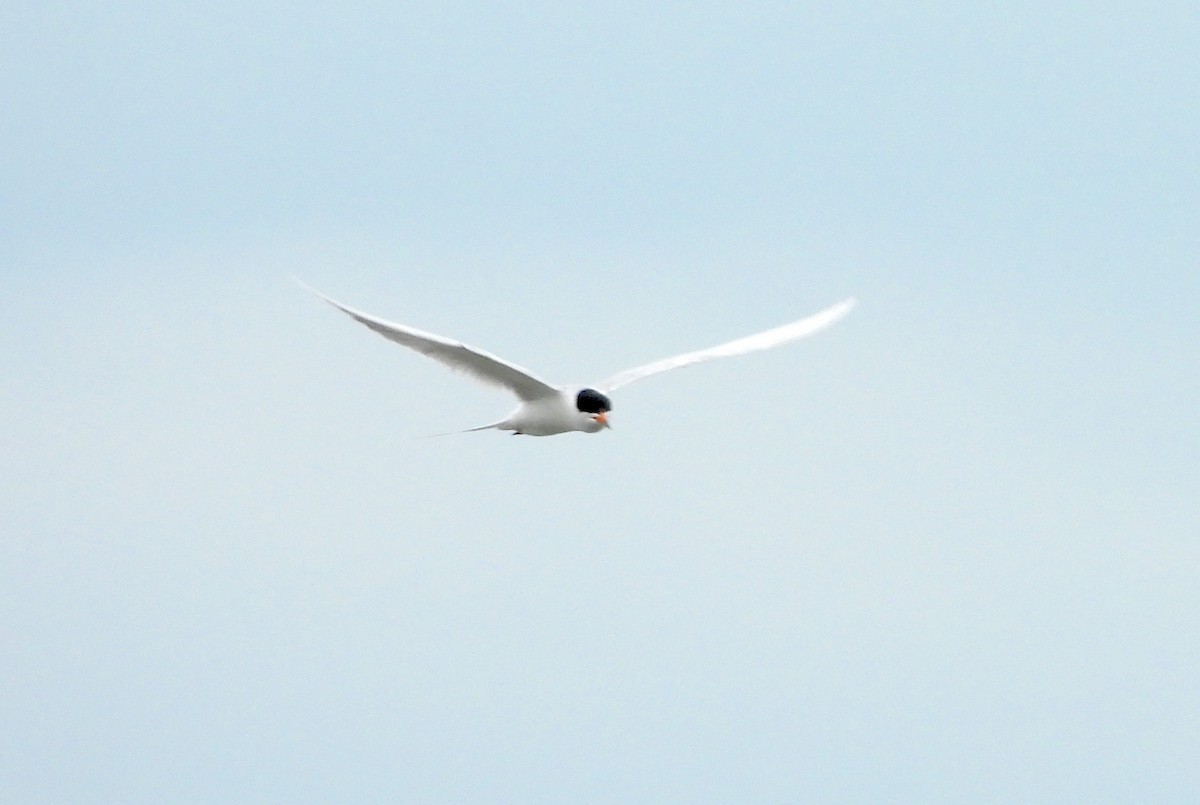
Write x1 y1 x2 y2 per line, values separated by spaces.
575 388 613 432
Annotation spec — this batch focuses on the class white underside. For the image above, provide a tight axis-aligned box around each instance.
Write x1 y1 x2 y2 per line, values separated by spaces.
497 391 605 436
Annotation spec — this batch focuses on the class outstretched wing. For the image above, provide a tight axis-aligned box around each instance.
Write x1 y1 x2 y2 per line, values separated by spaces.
303 283 560 402
599 298 856 392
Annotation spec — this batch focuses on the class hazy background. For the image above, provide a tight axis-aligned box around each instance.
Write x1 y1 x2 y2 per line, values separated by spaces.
3 2 1197 802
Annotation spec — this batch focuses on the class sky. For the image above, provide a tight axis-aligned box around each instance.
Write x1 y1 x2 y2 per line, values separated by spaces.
2 2 1198 802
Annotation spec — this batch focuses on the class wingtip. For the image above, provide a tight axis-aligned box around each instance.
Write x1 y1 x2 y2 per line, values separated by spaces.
293 276 327 300
828 296 858 321
294 278 352 314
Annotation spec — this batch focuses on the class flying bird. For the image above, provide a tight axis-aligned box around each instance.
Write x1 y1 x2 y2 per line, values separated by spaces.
304 284 855 436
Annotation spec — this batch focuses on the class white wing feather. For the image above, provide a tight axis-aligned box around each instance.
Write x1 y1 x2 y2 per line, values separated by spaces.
304 284 559 402
599 297 856 392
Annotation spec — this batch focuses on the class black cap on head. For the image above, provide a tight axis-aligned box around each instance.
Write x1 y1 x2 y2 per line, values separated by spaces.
575 388 612 414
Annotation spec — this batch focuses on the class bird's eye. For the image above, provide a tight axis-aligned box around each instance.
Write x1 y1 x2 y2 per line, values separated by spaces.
575 388 612 414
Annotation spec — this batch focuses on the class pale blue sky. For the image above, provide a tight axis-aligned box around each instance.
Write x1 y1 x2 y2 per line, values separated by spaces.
3 2 1198 802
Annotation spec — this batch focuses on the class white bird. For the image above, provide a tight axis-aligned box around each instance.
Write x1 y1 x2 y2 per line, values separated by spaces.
304 284 856 436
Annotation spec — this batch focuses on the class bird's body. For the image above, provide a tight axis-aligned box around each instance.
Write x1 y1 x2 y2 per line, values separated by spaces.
303 283 854 437
494 387 609 437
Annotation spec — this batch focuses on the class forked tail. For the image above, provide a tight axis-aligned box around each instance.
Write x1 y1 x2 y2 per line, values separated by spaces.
418 420 510 439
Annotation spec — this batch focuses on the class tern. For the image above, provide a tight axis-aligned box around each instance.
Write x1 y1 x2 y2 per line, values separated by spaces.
305 284 855 436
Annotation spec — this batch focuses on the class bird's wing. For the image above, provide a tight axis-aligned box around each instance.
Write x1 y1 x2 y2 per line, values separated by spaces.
303 283 560 402
598 297 856 392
